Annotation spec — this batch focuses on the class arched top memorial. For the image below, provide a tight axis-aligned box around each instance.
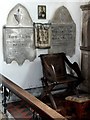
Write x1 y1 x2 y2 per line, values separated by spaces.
6 3 33 26
51 6 74 24
49 6 76 57
3 4 36 65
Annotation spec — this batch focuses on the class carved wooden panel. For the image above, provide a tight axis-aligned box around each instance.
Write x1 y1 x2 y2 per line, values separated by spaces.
80 3 90 93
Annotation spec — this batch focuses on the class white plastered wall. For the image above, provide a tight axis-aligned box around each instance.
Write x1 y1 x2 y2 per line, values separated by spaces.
0 0 88 89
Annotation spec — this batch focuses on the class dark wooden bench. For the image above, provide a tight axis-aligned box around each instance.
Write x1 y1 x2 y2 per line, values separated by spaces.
0 74 66 120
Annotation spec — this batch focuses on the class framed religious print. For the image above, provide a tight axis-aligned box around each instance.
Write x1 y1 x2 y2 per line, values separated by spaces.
38 5 46 19
34 23 51 49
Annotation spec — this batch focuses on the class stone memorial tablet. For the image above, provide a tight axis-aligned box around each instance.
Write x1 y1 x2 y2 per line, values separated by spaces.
3 26 36 65
3 4 36 65
49 23 75 56
49 6 76 57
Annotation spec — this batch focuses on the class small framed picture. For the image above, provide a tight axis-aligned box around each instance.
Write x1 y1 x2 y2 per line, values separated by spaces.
38 5 46 19
34 23 51 49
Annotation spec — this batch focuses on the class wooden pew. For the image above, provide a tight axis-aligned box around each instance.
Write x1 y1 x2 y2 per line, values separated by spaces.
0 74 66 120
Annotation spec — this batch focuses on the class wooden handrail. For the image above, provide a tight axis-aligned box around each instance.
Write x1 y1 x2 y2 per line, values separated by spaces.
0 74 66 120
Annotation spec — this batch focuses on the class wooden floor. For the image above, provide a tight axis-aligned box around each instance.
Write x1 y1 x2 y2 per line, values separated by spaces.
1 74 65 120
0 87 90 120
1 73 90 120
41 91 90 120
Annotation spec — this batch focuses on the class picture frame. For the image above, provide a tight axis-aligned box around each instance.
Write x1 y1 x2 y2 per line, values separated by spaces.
34 23 51 49
38 5 46 19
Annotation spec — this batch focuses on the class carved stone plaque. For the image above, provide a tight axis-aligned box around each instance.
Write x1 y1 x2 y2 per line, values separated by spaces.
49 6 76 56
3 26 36 65
3 4 36 65
49 23 75 56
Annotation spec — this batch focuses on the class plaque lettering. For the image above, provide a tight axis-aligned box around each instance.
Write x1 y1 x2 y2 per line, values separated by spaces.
3 27 36 65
